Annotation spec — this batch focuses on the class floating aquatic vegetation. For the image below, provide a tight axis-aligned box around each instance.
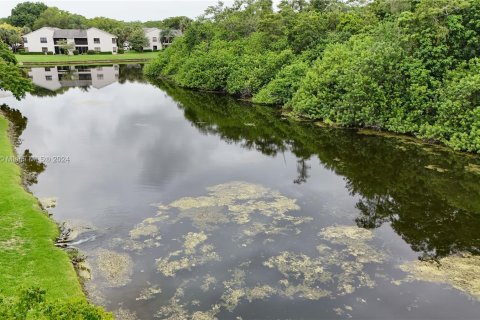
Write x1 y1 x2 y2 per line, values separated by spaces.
398 252 480 300
168 182 303 228
178 208 229 231
130 222 158 240
424 164 448 173
95 249 133 287
201 274 217 292
61 219 95 242
136 284 162 301
39 197 57 209
465 163 480 175
156 233 220 276
115 308 138 320
264 252 332 300
184 232 208 254
245 285 277 302
155 287 189 320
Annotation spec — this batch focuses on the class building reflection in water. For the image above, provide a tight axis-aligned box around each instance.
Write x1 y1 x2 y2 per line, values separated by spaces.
27 64 120 91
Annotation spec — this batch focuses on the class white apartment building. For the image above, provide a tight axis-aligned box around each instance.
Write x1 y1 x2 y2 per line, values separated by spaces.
22 27 118 54
142 28 161 51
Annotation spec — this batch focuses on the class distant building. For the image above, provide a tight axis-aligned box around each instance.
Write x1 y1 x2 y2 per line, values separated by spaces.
28 65 119 91
141 28 182 51
161 29 182 47
142 28 161 51
22 27 118 54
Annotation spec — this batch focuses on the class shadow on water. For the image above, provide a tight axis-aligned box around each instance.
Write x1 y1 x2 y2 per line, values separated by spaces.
151 79 480 259
0 104 46 186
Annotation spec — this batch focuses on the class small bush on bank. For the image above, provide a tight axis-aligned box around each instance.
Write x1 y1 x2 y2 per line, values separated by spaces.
0 288 113 320
87 50 96 55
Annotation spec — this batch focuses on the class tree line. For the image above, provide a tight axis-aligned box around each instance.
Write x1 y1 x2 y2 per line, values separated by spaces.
145 0 480 153
0 1 191 51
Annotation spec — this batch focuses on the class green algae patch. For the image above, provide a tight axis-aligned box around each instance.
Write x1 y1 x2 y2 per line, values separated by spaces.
398 252 480 300
0 116 84 300
424 164 449 173
465 163 480 175
94 249 133 287
136 284 162 301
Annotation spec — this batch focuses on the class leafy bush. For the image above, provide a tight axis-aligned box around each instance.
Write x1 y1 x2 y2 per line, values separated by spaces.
0 288 113 320
72 50 79 55
143 49 152 52
46 51 53 55
145 0 480 153
86 50 96 55
117 48 124 54
97 51 113 55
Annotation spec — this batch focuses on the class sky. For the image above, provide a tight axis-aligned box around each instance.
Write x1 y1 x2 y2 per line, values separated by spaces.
0 0 241 21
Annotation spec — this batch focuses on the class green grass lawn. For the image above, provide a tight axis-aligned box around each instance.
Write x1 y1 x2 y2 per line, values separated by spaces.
16 51 159 64
0 116 84 300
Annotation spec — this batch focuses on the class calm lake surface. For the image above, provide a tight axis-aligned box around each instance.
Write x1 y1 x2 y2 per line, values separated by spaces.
2 64 480 319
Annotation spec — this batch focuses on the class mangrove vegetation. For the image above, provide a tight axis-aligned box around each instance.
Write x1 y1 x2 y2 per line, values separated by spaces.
146 0 480 153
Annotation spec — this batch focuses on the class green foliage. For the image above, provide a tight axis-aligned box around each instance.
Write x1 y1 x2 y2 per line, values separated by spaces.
32 7 88 30
128 28 149 51
146 0 480 153
8 2 48 29
0 23 23 52
0 288 113 320
422 58 480 152
0 41 31 99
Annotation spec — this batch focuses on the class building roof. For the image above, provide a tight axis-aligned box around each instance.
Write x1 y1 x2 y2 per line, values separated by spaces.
53 28 87 38
143 27 160 33
23 27 116 38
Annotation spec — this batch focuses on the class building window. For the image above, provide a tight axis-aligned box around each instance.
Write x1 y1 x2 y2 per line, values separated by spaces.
45 67 51 71
94 38 100 44
97 74 104 80
40 37 47 43
94 47 101 52
45 75 52 81
113 47 117 52
112 38 116 44
42 47 48 52
152 37 157 42
22 37 27 43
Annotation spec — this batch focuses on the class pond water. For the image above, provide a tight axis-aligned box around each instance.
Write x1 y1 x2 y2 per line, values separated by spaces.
2 64 480 319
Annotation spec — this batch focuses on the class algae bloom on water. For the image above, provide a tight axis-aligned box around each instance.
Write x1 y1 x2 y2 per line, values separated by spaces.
398 252 480 301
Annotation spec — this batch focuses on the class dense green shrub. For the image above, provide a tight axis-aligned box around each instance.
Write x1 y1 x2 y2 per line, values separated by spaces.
0 288 113 320
145 0 480 153
254 58 309 105
72 50 79 55
46 51 53 55
421 58 480 152
86 50 96 55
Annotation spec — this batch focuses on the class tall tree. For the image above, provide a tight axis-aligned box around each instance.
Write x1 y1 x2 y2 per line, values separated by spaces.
0 23 22 52
128 28 149 51
33 7 88 30
0 41 32 100
8 1 48 29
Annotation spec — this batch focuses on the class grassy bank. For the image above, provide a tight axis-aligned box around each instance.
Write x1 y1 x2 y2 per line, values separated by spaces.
0 115 83 299
16 51 159 65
